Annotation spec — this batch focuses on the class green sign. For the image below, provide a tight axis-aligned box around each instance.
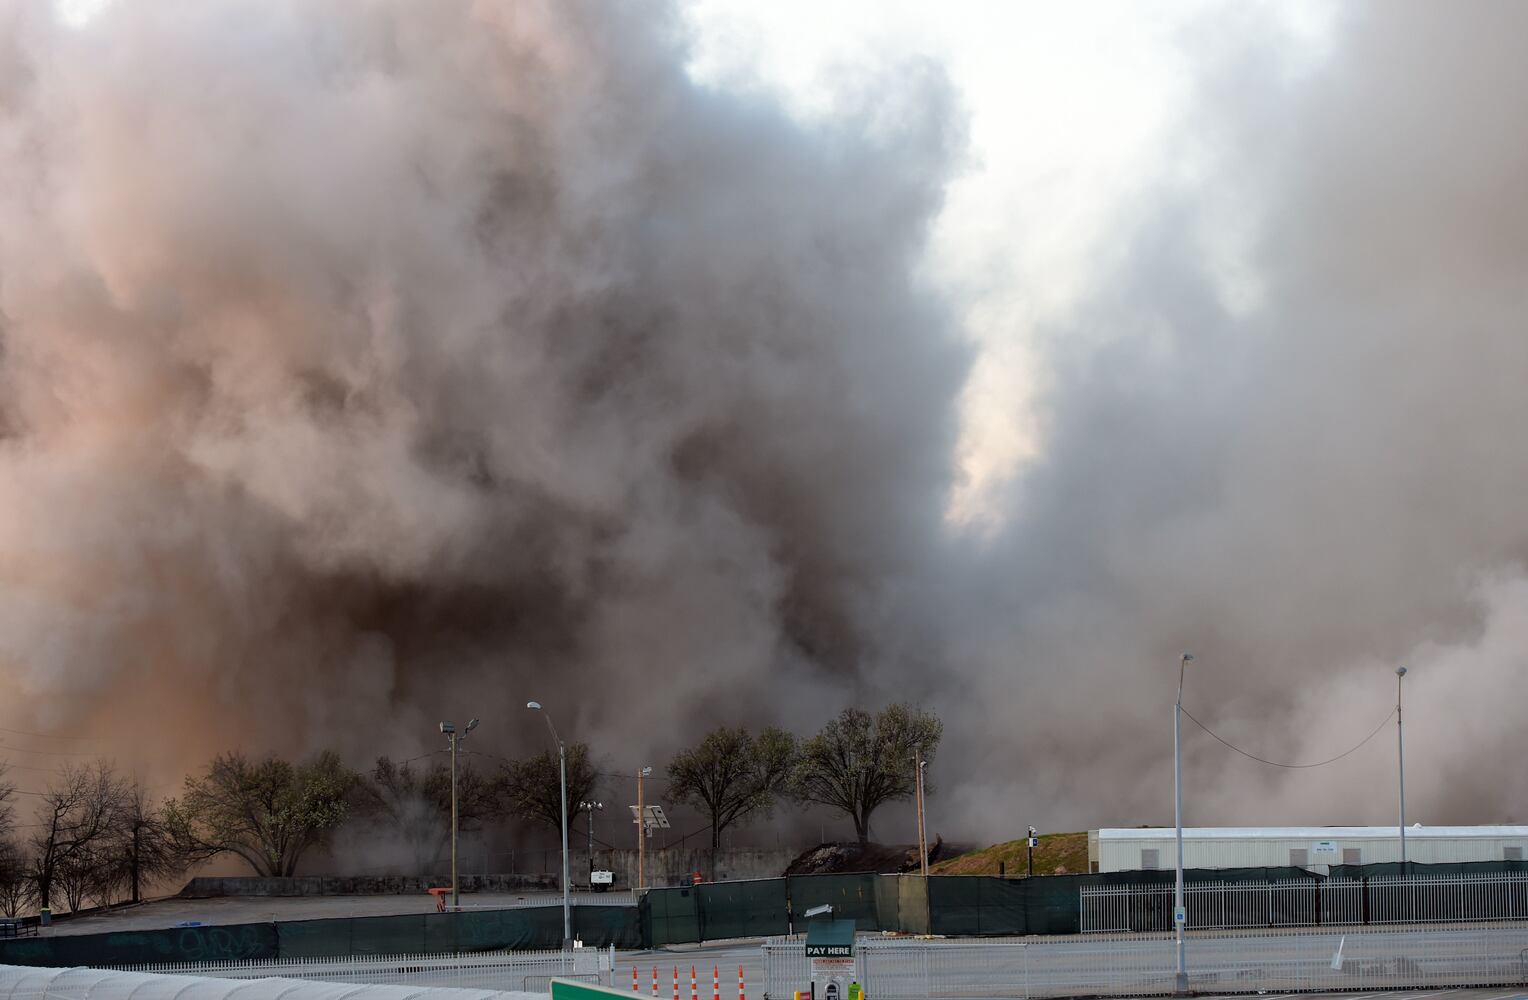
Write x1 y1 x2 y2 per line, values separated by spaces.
804 918 856 957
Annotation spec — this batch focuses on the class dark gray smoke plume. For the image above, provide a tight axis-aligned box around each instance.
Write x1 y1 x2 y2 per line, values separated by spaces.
4 0 1528 847
0 1 964 786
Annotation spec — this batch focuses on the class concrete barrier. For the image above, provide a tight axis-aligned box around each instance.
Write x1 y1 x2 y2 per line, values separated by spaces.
180 874 559 897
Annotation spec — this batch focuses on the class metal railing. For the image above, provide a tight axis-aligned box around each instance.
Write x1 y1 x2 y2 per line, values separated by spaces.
112 946 613 991
764 924 1528 999
1082 871 1528 932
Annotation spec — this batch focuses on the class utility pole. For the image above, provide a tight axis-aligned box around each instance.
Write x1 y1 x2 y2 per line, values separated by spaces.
637 766 652 890
914 747 929 876
1027 826 1037 878
439 717 480 911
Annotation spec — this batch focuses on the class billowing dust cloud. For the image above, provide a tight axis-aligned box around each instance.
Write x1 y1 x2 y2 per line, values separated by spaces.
0 0 965 782
944 4 1528 837
4 0 1528 844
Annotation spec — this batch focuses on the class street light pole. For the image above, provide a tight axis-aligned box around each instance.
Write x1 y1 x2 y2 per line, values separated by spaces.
637 766 651 890
1175 653 1194 995
439 717 479 911
580 801 603 875
1396 666 1408 867
528 701 571 950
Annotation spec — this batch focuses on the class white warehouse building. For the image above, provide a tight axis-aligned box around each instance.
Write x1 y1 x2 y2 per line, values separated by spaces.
1089 826 1528 874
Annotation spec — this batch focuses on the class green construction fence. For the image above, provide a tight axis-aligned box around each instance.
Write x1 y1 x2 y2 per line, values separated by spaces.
0 905 641 968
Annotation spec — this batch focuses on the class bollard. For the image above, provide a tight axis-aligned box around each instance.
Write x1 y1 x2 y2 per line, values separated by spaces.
738 965 745 1000
653 967 659 997
713 966 720 1000
634 969 639 992
673 967 679 1000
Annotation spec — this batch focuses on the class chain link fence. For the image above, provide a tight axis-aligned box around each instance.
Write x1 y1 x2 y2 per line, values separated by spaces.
1082 871 1528 932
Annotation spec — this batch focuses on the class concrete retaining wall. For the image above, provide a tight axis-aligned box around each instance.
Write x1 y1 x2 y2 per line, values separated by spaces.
180 873 557 897
180 849 796 896
575 847 796 887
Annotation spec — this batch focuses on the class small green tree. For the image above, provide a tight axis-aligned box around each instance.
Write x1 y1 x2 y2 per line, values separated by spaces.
165 751 359 876
668 726 796 851
791 704 942 847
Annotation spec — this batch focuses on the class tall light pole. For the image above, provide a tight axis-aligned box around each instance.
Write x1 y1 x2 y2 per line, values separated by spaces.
1174 653 1194 995
527 701 571 949
439 717 479 911
580 800 604 875
1396 666 1408 866
637 766 652 890
913 747 929 877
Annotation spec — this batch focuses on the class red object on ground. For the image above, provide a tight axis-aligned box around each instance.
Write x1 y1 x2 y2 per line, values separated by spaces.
738 965 745 1000
690 965 698 1000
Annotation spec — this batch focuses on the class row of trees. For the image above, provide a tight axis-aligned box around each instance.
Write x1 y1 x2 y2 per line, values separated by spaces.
669 704 943 849
0 704 940 914
0 763 182 917
0 748 601 915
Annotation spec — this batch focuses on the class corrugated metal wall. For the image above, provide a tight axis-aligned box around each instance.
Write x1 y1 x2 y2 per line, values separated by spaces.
1098 832 1528 872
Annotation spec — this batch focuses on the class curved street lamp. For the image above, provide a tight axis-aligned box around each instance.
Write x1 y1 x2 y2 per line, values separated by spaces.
528 701 571 949
1174 653 1194 995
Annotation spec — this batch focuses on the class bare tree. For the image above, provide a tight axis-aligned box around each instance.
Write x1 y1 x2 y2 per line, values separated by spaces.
97 778 183 904
53 845 108 913
165 751 359 877
356 755 496 872
0 839 33 918
791 704 942 848
668 726 796 851
0 764 13 838
497 744 598 833
29 760 127 914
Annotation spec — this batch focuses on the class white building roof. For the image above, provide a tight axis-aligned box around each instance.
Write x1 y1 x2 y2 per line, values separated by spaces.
0 966 545 1000
1098 826 1528 840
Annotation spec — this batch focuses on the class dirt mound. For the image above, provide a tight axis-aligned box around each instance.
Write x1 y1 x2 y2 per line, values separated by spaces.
931 831 1090 876
784 837 954 875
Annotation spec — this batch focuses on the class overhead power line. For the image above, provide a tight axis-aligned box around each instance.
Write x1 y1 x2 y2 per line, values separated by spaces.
0 745 107 757
1180 705 1397 769
0 724 99 741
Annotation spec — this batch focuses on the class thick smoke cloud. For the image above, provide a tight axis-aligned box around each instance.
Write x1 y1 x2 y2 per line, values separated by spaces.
4 0 1528 849
948 3 1528 836
0 0 965 784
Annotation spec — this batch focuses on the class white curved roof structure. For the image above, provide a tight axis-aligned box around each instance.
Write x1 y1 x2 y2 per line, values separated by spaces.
0 966 543 1000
